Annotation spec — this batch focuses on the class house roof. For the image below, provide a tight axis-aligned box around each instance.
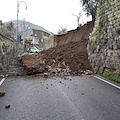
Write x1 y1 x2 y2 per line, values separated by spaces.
30 23 51 34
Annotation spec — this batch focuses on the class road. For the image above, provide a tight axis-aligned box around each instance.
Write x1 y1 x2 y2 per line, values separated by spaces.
0 75 120 120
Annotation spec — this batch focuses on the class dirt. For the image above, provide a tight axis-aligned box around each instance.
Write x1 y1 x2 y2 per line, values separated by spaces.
54 21 94 46
21 21 94 76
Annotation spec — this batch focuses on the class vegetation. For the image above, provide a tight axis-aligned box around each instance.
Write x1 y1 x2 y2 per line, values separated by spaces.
116 28 120 35
26 76 32 79
80 0 99 20
100 72 120 83
57 26 67 35
92 67 120 83
0 22 16 39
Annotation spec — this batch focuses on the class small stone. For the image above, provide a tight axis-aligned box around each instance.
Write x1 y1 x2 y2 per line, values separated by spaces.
64 77 67 80
5 104 10 108
91 88 94 90
44 73 49 78
52 50 56 53
0 75 4 77
81 93 84 95
0 91 6 96
59 81 62 83
85 70 93 75
52 59 56 63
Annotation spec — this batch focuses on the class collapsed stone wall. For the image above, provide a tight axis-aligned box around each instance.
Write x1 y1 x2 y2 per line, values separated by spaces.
0 33 16 71
88 0 120 75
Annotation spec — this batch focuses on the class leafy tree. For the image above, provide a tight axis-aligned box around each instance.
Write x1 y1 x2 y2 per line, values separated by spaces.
57 26 67 35
80 0 99 20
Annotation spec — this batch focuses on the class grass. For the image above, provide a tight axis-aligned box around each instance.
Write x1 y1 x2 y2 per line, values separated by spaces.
26 76 32 79
99 72 120 83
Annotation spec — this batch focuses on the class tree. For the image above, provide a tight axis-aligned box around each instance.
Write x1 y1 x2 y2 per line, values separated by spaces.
72 12 82 27
57 26 67 35
80 0 99 20
7 22 16 38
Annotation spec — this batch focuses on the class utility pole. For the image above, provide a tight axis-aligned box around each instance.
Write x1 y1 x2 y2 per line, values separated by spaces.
23 18 25 52
16 1 19 55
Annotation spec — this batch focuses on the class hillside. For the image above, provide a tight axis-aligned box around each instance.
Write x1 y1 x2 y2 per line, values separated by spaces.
4 20 52 37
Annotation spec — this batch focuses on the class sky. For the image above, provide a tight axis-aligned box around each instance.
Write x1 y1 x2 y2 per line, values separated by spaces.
0 0 92 34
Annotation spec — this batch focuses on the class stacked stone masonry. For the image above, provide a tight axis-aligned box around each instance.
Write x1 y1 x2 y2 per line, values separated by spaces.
0 33 16 71
88 0 120 74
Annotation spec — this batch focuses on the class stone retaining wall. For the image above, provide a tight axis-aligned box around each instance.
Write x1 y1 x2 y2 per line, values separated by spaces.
0 33 16 71
87 0 120 75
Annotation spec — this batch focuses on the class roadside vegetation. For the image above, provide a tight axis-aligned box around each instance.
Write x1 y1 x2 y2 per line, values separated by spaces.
0 21 16 39
103 73 120 83
98 72 120 83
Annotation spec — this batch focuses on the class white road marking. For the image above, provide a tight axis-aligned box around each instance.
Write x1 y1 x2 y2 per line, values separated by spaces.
94 76 120 90
0 78 5 86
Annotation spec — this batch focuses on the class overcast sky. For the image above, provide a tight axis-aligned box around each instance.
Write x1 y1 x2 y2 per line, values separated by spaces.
0 0 92 33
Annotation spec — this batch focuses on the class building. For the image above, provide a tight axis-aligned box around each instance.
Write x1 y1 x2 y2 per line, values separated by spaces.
4 20 52 49
24 21 52 49
31 29 51 48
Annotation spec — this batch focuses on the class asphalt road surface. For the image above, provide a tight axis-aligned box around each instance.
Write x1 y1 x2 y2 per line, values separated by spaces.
0 75 120 120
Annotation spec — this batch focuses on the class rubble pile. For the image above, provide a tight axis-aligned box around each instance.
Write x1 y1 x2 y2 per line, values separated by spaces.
21 54 71 77
21 39 92 77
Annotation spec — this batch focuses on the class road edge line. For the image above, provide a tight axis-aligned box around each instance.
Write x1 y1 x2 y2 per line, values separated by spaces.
94 75 120 90
0 78 5 86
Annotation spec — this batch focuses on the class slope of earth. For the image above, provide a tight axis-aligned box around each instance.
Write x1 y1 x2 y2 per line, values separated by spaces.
21 21 94 76
55 21 94 46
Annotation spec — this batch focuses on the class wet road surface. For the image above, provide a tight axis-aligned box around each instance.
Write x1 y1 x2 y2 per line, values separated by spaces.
0 75 120 120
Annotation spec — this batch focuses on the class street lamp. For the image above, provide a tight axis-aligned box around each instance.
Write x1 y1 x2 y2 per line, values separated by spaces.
16 1 27 55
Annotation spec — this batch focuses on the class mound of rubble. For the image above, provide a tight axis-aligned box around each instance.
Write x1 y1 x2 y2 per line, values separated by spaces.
21 21 94 77
21 39 92 77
